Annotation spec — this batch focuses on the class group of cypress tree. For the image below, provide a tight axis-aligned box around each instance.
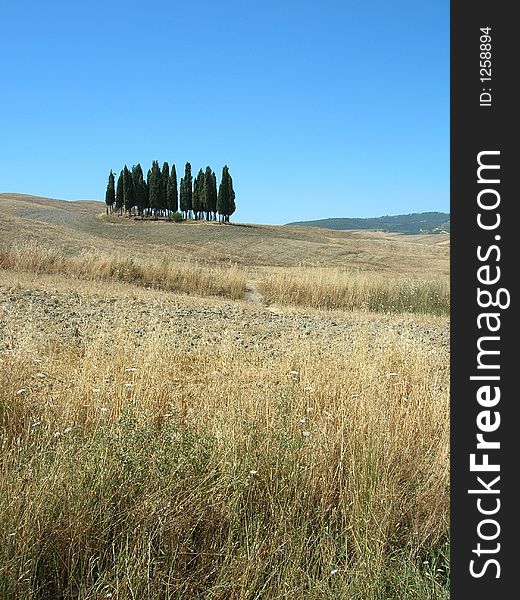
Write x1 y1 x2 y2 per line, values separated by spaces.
105 162 236 222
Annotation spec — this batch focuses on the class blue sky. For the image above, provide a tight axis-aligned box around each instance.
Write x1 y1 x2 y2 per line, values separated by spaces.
0 0 448 225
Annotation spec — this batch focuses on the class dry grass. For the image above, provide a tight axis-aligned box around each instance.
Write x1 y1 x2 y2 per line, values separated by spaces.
0 194 450 272
0 242 450 317
0 293 449 599
257 268 450 315
0 242 246 301
0 195 450 598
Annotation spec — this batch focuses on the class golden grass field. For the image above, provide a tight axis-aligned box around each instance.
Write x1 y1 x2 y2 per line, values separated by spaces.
0 194 450 599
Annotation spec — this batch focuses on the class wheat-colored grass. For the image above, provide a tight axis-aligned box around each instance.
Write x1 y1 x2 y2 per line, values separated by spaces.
257 267 450 315
0 242 449 317
0 242 246 301
0 194 450 273
0 196 450 598
0 298 449 599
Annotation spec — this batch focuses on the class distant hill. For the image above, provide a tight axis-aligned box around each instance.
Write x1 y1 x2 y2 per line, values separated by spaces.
0 193 449 271
287 212 450 234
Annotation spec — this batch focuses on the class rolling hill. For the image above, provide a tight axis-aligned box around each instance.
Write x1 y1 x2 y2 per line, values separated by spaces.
0 192 450 598
287 211 450 234
0 194 449 276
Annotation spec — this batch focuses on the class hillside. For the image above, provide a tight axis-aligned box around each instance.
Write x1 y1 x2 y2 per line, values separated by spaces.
0 194 449 277
287 211 450 234
1 192 450 598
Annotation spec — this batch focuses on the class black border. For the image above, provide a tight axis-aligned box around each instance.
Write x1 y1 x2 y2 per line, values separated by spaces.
451 2 517 596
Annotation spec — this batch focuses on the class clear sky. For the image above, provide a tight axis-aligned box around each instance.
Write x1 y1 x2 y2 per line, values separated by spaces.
0 0 448 225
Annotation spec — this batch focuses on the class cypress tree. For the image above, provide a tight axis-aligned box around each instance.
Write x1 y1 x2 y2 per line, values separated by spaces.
146 168 152 216
132 164 146 217
216 166 228 222
193 168 205 219
197 168 206 219
155 165 162 216
217 165 236 223
183 162 192 219
167 164 178 214
192 175 200 220
179 177 186 217
115 170 124 215
211 170 218 221
144 178 149 207
148 161 162 217
161 162 169 215
122 165 135 217
105 170 115 214
203 166 217 220
227 168 236 221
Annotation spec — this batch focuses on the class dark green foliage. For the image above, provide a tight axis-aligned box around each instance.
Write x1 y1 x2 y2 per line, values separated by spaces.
115 171 124 214
160 162 169 214
217 165 236 223
211 171 217 220
227 170 236 219
167 164 178 213
122 166 135 216
179 177 186 216
108 161 235 222
216 171 225 218
145 169 152 215
198 169 205 209
286 212 451 234
193 169 205 219
143 178 149 211
183 162 192 218
105 170 115 213
131 164 146 216
192 175 200 220
203 167 217 220
148 161 162 216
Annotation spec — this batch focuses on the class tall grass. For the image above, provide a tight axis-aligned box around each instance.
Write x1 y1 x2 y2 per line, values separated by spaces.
259 268 450 315
0 322 449 598
0 244 450 317
0 242 246 300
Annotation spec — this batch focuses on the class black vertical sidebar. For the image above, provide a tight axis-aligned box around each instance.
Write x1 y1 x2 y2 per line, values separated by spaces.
451 1 517 598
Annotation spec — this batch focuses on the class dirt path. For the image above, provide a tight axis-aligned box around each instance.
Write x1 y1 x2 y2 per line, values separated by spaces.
0 271 449 359
244 281 266 307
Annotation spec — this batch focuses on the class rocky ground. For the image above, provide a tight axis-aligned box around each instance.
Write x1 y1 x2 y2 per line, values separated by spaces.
0 270 449 362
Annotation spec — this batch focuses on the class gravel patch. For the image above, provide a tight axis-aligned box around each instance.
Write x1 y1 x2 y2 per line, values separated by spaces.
0 275 449 360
